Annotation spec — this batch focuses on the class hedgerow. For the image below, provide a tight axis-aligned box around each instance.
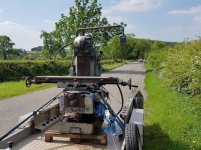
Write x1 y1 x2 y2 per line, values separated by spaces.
147 40 201 96
0 59 118 82
0 60 71 82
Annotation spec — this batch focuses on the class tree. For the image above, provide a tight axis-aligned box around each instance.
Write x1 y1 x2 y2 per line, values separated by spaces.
6 48 27 60
0 35 16 60
41 0 126 59
135 39 151 59
101 35 153 60
101 34 136 60
40 31 65 60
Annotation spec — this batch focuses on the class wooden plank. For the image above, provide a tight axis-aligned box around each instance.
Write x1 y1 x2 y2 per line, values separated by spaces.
45 130 107 145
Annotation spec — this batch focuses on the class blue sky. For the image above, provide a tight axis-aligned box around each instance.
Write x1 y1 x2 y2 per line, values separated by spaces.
0 0 201 50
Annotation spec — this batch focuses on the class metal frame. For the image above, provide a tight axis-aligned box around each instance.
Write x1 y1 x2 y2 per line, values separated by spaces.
75 25 125 36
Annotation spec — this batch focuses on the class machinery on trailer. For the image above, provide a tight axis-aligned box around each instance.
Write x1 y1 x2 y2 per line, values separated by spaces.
0 25 144 150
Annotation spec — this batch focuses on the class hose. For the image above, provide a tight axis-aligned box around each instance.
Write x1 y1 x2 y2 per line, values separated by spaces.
116 83 124 115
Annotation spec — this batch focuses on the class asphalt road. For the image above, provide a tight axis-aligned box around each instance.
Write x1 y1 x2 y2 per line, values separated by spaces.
0 62 146 143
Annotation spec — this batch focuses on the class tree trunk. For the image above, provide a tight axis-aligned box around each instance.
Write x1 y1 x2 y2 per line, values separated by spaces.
3 52 7 60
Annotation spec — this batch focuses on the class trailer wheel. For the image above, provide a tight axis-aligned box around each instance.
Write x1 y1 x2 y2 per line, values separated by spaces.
125 123 142 150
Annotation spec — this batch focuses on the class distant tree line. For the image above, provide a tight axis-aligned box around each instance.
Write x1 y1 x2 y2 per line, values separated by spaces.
100 34 175 60
0 33 174 61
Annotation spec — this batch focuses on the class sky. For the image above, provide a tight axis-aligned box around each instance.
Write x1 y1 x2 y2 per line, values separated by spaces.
0 0 201 50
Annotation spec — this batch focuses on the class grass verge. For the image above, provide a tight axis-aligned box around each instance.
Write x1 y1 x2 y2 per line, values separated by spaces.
0 81 55 100
0 62 126 100
144 71 201 150
102 62 126 72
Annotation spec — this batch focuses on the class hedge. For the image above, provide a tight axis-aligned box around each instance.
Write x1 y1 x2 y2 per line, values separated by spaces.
0 60 71 82
0 59 119 82
147 40 201 96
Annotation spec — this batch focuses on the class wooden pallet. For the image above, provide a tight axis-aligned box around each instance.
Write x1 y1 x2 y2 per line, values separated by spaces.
45 130 107 145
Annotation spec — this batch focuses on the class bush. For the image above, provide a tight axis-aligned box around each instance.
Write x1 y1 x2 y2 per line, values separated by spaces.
0 60 71 82
146 40 201 96
0 59 120 82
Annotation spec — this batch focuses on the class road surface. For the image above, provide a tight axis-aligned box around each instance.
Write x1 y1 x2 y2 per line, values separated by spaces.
0 62 146 149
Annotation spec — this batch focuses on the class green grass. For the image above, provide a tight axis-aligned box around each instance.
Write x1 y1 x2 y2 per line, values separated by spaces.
144 72 201 150
102 62 125 71
0 62 126 100
0 81 55 100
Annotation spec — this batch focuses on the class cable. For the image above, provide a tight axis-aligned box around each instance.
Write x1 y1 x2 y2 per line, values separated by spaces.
53 44 69 64
102 86 121 104
102 85 123 115
116 84 124 115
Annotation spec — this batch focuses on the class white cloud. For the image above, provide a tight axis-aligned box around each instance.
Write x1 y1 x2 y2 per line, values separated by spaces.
169 5 201 24
0 21 42 50
106 16 126 24
166 6 201 40
102 15 136 33
169 5 201 15
103 0 162 14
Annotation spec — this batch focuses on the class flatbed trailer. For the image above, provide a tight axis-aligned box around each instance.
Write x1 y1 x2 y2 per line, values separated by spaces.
0 86 144 150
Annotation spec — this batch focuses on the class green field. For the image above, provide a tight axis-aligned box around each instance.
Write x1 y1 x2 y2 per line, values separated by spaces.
144 72 201 150
0 62 125 100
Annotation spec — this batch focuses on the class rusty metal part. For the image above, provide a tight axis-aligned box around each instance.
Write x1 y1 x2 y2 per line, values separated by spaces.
77 57 91 76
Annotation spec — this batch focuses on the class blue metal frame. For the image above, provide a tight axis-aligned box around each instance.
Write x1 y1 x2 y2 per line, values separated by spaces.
99 86 125 131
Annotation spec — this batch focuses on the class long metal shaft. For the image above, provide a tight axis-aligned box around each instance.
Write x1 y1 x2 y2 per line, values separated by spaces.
76 25 124 36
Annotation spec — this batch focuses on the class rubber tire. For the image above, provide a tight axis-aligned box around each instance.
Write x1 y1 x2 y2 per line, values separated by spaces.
134 91 144 109
125 123 141 150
